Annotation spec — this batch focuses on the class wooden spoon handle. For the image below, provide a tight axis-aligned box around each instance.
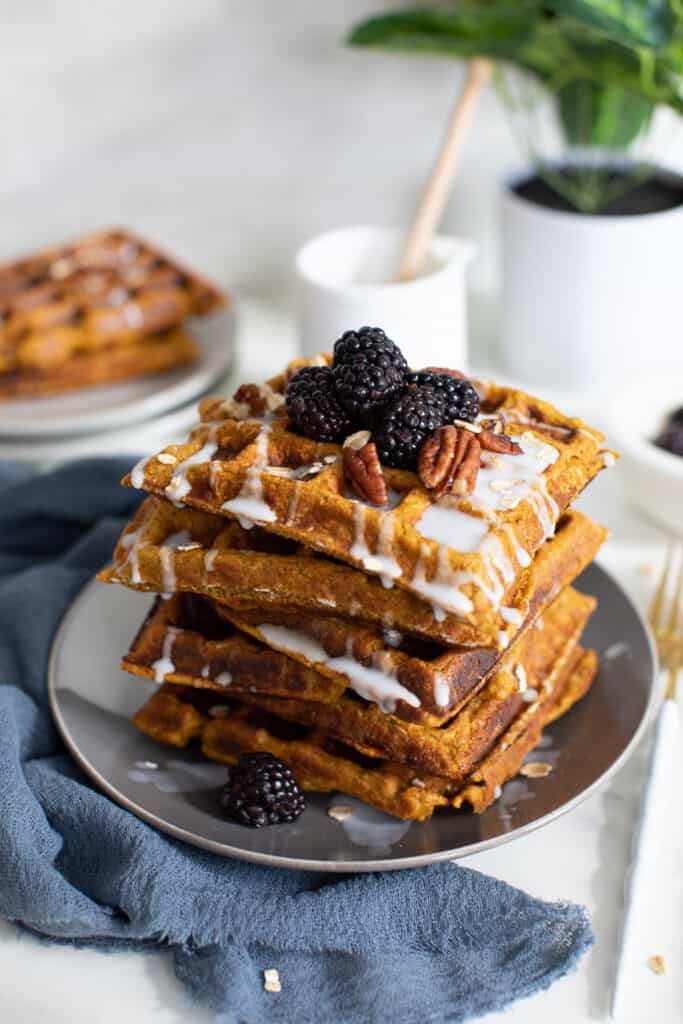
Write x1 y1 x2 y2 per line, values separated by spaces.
395 58 493 283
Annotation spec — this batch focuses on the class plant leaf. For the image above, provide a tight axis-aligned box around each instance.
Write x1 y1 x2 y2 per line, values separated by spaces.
348 6 537 60
543 0 674 49
556 79 655 144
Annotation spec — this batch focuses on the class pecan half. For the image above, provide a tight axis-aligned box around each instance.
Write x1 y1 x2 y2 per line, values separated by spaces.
479 428 523 455
343 441 388 505
418 425 481 498
232 383 266 416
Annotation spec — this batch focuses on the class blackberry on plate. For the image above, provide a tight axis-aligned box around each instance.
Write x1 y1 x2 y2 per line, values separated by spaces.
219 752 306 828
373 386 446 470
405 369 480 424
332 326 408 417
286 365 353 443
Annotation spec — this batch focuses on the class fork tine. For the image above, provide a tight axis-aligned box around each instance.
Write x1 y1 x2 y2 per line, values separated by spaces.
666 544 683 636
649 544 674 633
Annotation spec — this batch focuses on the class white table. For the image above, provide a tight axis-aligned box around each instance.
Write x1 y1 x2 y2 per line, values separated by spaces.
1 303 681 1024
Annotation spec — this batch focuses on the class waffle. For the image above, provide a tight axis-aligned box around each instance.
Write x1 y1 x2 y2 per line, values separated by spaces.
123 357 612 644
0 228 224 379
133 640 597 820
0 326 199 400
215 586 595 778
120 580 594 742
99 496 607 649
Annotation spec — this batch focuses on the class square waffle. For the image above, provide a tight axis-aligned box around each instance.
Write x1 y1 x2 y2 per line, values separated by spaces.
99 496 607 650
132 638 598 820
123 357 613 645
120 583 595 769
0 228 224 397
0 326 199 399
209 585 595 776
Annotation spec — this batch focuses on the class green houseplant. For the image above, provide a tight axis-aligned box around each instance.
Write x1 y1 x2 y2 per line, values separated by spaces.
349 1 683 212
348 1 683 391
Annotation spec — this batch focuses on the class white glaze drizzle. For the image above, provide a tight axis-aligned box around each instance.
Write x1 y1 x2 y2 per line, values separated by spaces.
285 481 301 526
159 547 176 596
416 505 488 550
151 627 179 683
500 606 524 626
499 522 531 568
433 673 450 707
349 504 402 584
120 526 143 584
165 429 220 504
221 422 277 526
203 548 219 585
130 455 152 490
255 622 420 713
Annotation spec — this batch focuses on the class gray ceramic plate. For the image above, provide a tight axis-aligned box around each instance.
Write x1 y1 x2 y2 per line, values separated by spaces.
48 566 657 872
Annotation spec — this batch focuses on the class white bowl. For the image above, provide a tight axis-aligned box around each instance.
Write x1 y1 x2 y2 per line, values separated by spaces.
610 377 683 536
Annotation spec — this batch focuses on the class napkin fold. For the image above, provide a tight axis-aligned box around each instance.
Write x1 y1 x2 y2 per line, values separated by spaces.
0 459 593 1024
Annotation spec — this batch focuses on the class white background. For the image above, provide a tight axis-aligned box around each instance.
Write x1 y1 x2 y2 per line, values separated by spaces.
1 3 682 1021
3 1 682 306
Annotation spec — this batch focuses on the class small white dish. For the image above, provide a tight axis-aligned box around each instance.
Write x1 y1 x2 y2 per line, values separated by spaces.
295 225 473 370
610 376 683 536
0 307 236 439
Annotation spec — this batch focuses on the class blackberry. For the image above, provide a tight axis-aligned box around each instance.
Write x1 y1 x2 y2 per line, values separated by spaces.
373 387 447 470
285 365 353 443
405 370 480 424
332 326 408 418
219 752 306 828
655 424 683 457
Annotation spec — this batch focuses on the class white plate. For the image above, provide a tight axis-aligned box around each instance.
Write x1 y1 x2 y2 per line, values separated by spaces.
48 566 657 872
0 307 236 439
0 371 235 463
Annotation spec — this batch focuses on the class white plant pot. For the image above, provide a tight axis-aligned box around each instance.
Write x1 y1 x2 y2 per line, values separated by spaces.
500 176 683 392
295 225 474 370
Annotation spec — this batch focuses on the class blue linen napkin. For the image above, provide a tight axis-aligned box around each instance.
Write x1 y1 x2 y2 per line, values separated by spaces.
0 458 593 1024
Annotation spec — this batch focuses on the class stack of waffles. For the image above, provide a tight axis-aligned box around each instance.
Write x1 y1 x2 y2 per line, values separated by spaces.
99 355 615 821
0 229 224 399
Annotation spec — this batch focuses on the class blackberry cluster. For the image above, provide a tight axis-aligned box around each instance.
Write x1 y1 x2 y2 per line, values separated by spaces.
373 387 446 470
283 328 481 471
654 406 683 457
332 326 407 418
405 370 480 424
219 752 306 828
285 365 352 443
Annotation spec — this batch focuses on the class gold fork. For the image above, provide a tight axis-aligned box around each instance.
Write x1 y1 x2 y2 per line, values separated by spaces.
649 541 683 698
611 543 682 1019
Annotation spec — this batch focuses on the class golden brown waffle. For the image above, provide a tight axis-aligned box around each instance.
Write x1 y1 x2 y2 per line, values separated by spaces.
0 228 224 379
123 357 612 644
119 579 593 736
212 583 594 725
222 586 594 776
99 496 607 649
133 643 598 820
122 593 345 705
0 326 199 400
